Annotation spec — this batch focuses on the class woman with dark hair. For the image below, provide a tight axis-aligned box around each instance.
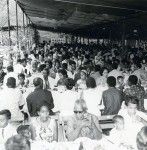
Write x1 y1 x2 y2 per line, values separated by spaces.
53 59 61 73
96 67 109 87
30 105 57 142
76 70 87 91
57 69 68 86
124 75 145 110
81 77 106 116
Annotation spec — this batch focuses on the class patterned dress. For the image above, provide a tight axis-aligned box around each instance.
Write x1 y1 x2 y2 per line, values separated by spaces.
31 117 56 143
124 85 145 110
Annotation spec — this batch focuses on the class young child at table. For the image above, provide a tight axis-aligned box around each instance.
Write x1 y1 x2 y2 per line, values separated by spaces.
108 115 134 149
0 110 17 144
108 115 125 145
17 125 33 141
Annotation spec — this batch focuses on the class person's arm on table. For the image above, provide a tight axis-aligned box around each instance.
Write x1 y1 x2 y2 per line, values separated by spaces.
91 115 102 140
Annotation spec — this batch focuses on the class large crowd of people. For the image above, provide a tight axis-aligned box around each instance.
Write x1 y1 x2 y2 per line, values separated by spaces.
0 41 147 149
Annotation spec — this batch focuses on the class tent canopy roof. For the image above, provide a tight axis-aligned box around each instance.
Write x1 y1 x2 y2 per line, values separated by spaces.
16 0 147 36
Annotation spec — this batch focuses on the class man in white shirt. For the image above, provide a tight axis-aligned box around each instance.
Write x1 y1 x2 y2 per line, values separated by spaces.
0 77 25 122
108 63 123 79
3 65 18 87
118 97 147 147
0 110 17 145
14 59 24 75
119 97 147 127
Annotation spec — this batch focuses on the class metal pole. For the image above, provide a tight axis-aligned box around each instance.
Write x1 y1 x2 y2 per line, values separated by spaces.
23 12 25 36
7 0 11 47
26 16 28 37
26 16 29 51
16 0 19 47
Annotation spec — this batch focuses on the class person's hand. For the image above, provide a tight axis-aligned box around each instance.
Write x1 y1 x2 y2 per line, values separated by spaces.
80 120 91 128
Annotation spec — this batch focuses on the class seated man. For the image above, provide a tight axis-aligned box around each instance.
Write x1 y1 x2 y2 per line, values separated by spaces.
119 96 147 147
107 115 134 149
26 77 54 117
0 77 25 122
0 110 16 144
66 99 102 141
108 115 125 146
119 96 147 127
102 76 123 115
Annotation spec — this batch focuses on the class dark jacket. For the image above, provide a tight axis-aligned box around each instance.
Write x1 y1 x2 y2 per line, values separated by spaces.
102 87 123 115
26 88 54 117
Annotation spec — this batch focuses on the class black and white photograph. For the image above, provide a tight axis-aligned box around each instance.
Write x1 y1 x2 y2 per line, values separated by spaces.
0 0 147 149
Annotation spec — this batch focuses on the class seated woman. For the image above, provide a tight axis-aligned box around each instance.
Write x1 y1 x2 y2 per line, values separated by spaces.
76 70 87 91
30 105 57 142
96 67 109 87
81 77 107 116
66 99 102 141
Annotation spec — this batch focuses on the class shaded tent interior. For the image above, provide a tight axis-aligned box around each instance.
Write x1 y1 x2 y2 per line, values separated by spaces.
16 0 147 39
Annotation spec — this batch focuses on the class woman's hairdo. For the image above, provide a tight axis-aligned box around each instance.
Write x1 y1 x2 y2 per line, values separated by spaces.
74 99 88 112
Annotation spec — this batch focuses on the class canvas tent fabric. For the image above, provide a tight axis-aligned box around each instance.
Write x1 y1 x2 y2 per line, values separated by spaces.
1 0 147 38
16 0 147 32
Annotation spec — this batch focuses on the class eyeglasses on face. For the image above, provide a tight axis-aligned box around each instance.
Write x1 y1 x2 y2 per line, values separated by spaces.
74 111 83 114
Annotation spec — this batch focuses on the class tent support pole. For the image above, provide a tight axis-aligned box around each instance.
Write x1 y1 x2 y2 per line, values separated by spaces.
16 0 19 48
7 0 11 48
23 12 25 36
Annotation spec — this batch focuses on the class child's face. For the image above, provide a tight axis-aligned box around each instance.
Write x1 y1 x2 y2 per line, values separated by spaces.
0 115 8 128
80 72 86 80
20 130 31 141
127 103 137 116
115 119 124 130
